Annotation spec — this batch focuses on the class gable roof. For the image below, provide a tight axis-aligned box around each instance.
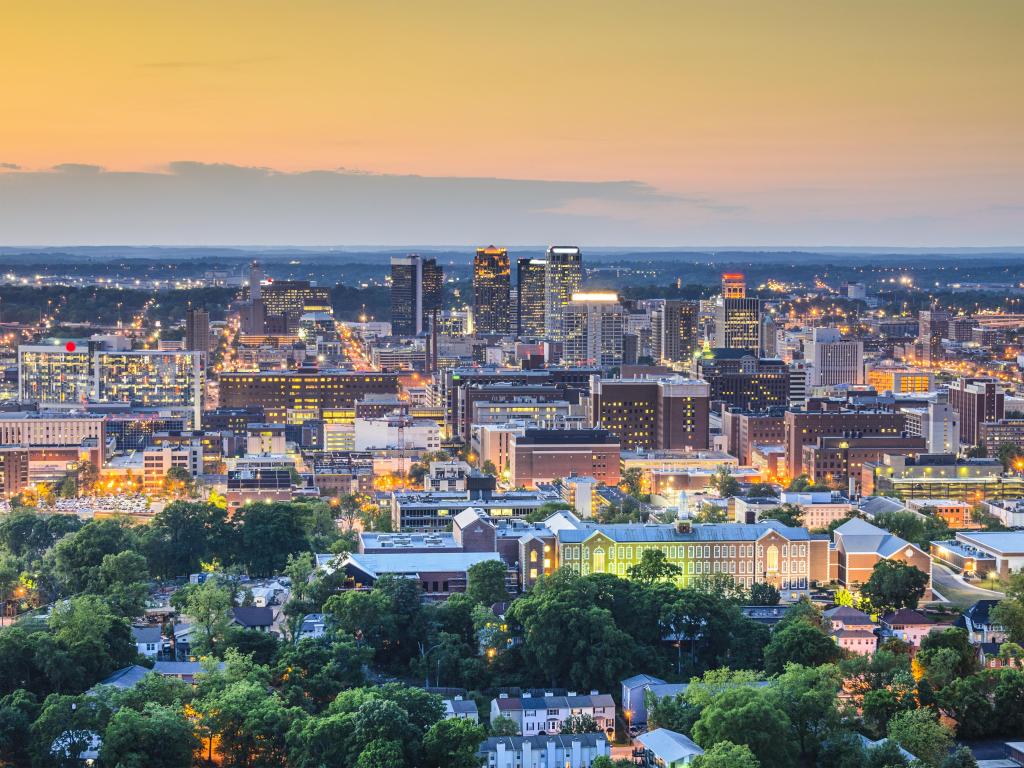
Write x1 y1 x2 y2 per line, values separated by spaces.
636 729 704 762
823 606 875 625
131 626 161 644
96 665 150 689
231 606 274 628
834 517 917 558
881 609 932 626
558 520 810 544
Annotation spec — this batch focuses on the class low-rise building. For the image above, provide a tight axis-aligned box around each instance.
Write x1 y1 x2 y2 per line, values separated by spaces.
906 498 976 529
863 453 1024 501
831 517 932 596
824 606 878 656
636 728 704 767
477 734 609 768
981 498 1024 528
489 691 615 736
879 609 949 647
510 428 621 488
443 696 479 722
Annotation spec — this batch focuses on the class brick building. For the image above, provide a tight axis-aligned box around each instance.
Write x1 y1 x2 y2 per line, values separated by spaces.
591 376 709 451
784 409 906 479
510 428 621 488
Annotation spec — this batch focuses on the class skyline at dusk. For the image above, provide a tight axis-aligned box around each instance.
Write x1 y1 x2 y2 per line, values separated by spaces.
2 0 1022 246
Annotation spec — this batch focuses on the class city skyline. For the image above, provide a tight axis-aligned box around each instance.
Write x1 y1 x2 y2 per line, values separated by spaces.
1 1 1022 246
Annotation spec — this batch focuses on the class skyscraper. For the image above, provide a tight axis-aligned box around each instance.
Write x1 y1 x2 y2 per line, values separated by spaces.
918 309 950 363
544 246 583 341
517 257 547 338
653 299 700 363
562 293 624 366
473 246 511 335
185 308 210 355
422 258 444 317
713 273 762 352
390 254 424 337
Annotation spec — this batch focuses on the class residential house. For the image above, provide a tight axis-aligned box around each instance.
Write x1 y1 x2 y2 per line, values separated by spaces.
299 613 327 640
957 599 1006 644
489 691 616 736
131 626 161 658
879 609 949 647
824 606 878 655
477 734 609 768
636 728 704 767
230 606 274 632
153 660 225 683
622 674 670 727
443 696 480 722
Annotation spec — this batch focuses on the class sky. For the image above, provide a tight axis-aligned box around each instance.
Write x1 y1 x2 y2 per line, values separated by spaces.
0 0 1022 247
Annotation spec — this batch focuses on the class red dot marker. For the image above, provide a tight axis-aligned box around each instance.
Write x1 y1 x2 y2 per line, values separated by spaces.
65 341 77 352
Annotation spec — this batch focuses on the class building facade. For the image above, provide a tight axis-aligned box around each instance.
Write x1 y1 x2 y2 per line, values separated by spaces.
473 246 512 335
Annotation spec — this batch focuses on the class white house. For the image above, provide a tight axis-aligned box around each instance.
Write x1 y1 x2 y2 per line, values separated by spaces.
131 626 161 658
477 734 609 768
490 691 615 736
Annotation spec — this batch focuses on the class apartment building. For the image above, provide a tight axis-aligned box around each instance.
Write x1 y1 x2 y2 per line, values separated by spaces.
490 691 616 737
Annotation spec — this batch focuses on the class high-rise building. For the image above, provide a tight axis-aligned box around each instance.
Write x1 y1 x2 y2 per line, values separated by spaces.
948 376 1004 447
918 310 950 363
695 349 789 412
807 328 864 387
713 273 762 351
517 257 547 338
903 396 960 454
473 246 511 335
422 258 444 318
185 308 210 355
592 376 710 451
95 350 204 424
653 300 700 363
391 254 424 337
544 246 583 341
242 261 267 335
18 341 94 406
562 293 625 367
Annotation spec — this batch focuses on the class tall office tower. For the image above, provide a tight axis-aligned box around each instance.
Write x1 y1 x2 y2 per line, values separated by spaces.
761 314 779 357
473 246 511 335
248 261 264 301
806 327 864 387
242 261 267 335
713 273 762 352
592 376 710 451
185 308 210 355
653 300 700 363
390 254 424 337
544 246 583 341
787 361 809 409
517 257 548 338
948 376 1005 447
918 309 950 363
562 293 625 367
422 258 444 318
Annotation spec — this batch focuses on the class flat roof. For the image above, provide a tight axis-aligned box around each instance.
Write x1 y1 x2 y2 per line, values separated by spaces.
956 531 1024 555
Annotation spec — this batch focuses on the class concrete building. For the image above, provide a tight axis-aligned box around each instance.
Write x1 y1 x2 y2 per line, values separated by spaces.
592 376 710 451
424 460 472 492
390 254 425 337
562 293 625 367
784 409 906 479
353 415 441 452
721 408 785 466
517 257 548 338
800 433 927 492
695 349 788 412
225 468 293 512
510 428 621 488
949 376 1005 447
0 412 107 447
863 453 1024 501
558 521 830 597
142 444 203 493
865 365 934 394
807 328 864 387
978 419 1024 459
472 423 526 476
902 398 960 454
0 447 30 499
831 517 932 596
185 308 210 355
652 300 700 364
713 274 762 352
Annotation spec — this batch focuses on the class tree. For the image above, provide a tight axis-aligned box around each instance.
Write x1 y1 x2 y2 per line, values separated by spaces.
489 716 520 736
234 502 310 577
465 560 509 607
769 664 842 766
759 504 803 528
647 691 699 735
560 713 600 734
919 627 978 679
355 739 407 768
0 689 39 767
620 467 645 498
693 741 761 768
172 577 233 656
628 549 682 585
49 519 134 595
887 708 954 768
693 502 730 524
709 466 741 498
100 703 199 768
938 673 995 739
94 550 150 619
763 619 840 675
861 560 930 614
422 717 486 768
692 686 795 768
748 582 780 606
30 693 111 768
940 747 979 768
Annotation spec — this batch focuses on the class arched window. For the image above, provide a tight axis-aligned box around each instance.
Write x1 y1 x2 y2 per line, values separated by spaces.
766 545 779 572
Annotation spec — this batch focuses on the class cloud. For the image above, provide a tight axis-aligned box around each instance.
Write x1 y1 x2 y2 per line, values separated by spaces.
0 162 722 246
139 56 278 71
0 162 20 171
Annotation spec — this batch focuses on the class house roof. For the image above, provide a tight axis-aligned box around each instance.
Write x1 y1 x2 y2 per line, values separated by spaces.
558 520 810 544
833 629 878 640
636 729 704 762
153 660 224 676
131 626 161 644
881 609 932 626
622 674 666 688
479 734 609 754
231 606 274 628
834 517 917 558
344 551 502 578
96 665 151 689
956 531 1024 555
823 606 875 625
445 698 479 715
964 599 1001 626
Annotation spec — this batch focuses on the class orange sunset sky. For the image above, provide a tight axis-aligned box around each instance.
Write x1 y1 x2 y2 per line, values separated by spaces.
1 0 1021 246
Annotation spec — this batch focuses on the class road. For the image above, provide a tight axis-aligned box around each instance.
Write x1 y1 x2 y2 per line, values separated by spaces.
931 563 1004 608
